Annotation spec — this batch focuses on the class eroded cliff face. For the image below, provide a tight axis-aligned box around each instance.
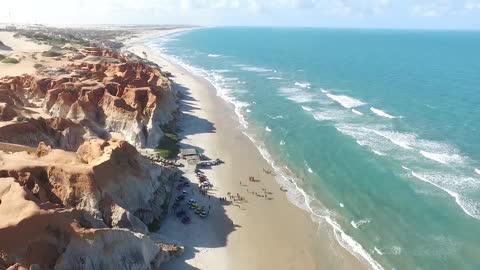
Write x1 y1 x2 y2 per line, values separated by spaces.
0 48 178 149
0 47 182 269
0 139 181 269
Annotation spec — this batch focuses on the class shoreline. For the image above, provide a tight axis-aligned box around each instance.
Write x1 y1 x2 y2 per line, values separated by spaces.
126 29 372 270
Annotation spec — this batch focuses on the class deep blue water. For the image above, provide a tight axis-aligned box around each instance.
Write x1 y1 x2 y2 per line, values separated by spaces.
146 27 480 270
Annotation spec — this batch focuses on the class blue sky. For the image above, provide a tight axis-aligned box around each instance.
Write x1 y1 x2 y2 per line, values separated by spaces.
2 0 480 29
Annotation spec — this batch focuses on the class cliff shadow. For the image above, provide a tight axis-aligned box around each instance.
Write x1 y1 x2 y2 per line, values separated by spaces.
173 82 216 137
158 170 238 270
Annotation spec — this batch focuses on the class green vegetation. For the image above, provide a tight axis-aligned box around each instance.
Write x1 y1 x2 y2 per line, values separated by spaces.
155 129 179 159
148 218 162 232
41 50 62 57
1 57 20 64
0 54 5 60
33 63 43 69
147 193 171 232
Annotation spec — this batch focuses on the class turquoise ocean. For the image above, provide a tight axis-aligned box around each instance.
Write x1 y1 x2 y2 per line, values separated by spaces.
145 28 480 270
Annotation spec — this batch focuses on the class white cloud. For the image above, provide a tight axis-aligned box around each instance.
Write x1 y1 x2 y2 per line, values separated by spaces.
328 0 391 16
412 1 452 17
465 0 480 10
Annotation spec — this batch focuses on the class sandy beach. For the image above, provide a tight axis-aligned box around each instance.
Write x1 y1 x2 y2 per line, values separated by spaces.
127 30 370 270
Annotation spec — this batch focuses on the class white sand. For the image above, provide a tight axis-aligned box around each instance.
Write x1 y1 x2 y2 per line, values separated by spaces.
0 31 51 77
127 30 369 270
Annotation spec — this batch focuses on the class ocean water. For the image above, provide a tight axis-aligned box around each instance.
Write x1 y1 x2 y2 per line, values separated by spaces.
145 28 480 270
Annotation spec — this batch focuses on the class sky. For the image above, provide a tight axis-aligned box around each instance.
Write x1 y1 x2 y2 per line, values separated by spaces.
1 0 480 29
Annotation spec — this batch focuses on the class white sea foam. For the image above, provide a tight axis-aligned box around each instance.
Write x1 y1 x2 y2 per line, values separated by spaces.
212 69 232 73
401 165 411 171
411 171 480 220
265 126 272 132
280 140 286 145
208 53 221 57
237 65 272 73
373 150 386 156
295 82 311 89
320 88 329 93
475 168 480 175
267 114 284 120
419 150 464 165
302 106 313 112
325 93 366 109
313 111 343 121
352 109 363 115
370 107 399 119
339 203 345 208
351 219 371 229
246 109 252 113
374 247 384 255
267 76 284 80
368 129 413 150
278 87 315 104
356 140 366 146
390 246 402 255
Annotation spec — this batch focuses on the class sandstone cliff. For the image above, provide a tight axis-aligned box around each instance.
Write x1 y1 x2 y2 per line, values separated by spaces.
0 48 178 149
0 139 182 269
0 45 182 269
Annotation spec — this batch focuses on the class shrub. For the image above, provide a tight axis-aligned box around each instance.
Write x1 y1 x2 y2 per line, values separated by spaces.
155 131 179 159
33 63 43 69
41 50 62 57
0 54 5 60
1 57 20 64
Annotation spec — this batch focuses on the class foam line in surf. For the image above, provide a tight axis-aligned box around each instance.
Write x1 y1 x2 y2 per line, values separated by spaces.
325 93 365 109
476 168 480 175
370 107 399 119
367 129 413 150
295 82 311 89
411 171 480 220
302 106 313 112
278 87 315 103
351 219 370 229
419 150 464 165
374 247 384 255
352 109 363 115
208 53 221 57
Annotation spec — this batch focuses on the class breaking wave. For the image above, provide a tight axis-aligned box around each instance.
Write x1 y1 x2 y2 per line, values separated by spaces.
419 150 464 165
351 218 371 229
295 82 311 89
352 109 363 115
325 93 366 109
370 107 399 119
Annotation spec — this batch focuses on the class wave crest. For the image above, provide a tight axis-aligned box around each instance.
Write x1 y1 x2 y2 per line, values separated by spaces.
325 93 366 109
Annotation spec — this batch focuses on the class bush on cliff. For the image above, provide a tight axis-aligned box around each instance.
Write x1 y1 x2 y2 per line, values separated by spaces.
0 54 5 60
155 131 179 159
1 57 20 64
41 50 62 57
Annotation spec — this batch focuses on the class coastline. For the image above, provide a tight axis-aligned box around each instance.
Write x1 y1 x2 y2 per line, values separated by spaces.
126 29 371 270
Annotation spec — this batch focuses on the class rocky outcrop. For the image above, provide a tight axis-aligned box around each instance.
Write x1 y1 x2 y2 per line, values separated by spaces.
0 46 182 269
0 139 182 269
0 117 86 151
0 51 177 149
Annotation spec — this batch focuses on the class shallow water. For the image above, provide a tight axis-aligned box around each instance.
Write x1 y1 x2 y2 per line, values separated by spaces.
146 27 480 270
